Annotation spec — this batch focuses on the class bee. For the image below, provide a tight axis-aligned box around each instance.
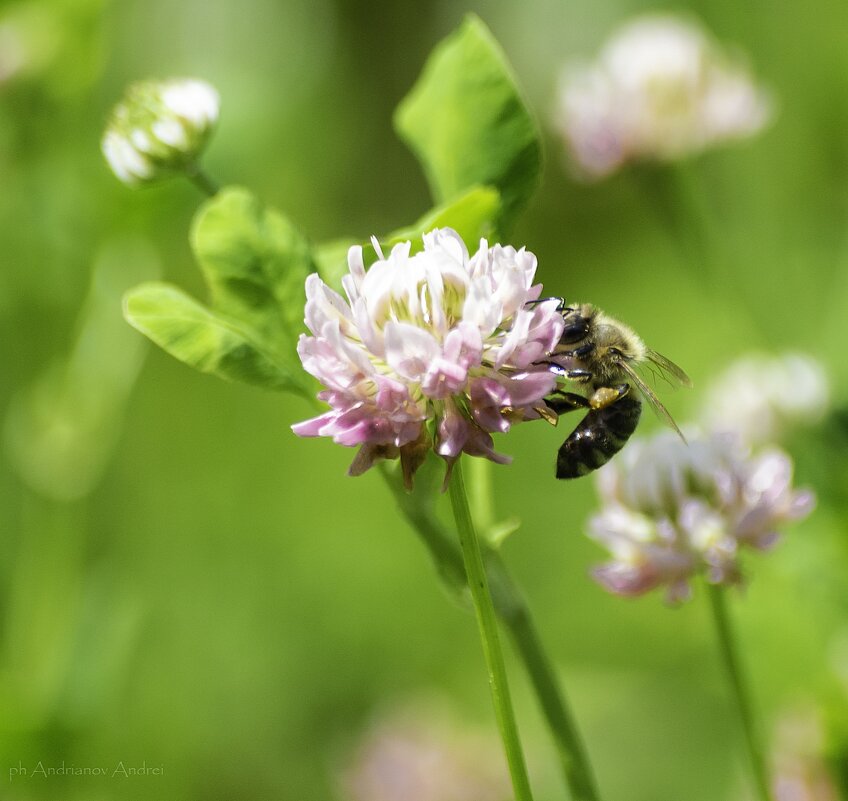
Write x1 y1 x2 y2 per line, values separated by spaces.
529 299 692 478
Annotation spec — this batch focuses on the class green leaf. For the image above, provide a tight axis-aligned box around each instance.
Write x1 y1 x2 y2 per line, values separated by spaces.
124 282 310 396
386 185 501 251
394 14 541 235
313 185 502 290
482 516 522 549
190 186 312 346
312 237 358 291
124 187 314 394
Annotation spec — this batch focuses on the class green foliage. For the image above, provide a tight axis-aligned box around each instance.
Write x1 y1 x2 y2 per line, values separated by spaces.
124 283 308 393
124 188 313 397
387 184 501 247
394 14 542 236
4 240 156 501
315 13 534 285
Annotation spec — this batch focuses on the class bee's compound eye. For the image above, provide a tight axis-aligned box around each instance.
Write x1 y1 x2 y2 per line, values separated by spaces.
560 316 589 344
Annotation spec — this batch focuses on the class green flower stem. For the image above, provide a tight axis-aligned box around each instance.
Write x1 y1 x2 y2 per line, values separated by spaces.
380 462 602 800
707 583 772 801
448 458 534 801
493 575 601 801
466 452 496 534
186 164 219 197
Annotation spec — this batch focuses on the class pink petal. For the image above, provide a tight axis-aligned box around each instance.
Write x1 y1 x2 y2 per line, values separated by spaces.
591 563 663 597
291 412 336 438
436 403 469 459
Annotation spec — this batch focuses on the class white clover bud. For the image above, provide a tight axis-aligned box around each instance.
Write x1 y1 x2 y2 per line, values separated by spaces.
700 352 829 446
554 14 772 179
101 78 219 185
588 429 814 602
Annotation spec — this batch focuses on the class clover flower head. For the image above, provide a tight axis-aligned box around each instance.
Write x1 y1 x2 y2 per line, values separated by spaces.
554 14 772 180
700 352 829 446
292 229 564 486
102 77 219 185
340 698 509 801
588 429 814 602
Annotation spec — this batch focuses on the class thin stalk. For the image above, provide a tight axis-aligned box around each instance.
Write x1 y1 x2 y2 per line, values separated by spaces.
185 164 219 197
496 578 601 801
707 583 772 801
379 463 602 800
466 453 496 534
448 459 534 801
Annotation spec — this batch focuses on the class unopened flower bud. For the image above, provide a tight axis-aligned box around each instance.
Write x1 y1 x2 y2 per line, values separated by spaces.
101 77 219 185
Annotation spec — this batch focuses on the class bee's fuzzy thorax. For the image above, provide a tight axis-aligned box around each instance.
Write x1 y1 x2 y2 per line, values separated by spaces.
592 309 647 362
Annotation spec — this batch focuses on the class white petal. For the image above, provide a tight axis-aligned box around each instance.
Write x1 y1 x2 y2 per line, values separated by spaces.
162 79 219 126
152 119 189 149
384 322 440 382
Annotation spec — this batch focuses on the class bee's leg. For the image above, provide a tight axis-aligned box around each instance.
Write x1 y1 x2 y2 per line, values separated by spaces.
525 296 569 312
534 360 593 382
588 383 630 410
544 390 590 415
555 342 595 360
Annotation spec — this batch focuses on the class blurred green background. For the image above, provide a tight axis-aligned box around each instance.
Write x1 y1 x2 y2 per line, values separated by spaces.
2 0 847 799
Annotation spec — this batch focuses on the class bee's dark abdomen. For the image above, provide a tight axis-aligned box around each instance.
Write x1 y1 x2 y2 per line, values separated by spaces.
556 397 642 479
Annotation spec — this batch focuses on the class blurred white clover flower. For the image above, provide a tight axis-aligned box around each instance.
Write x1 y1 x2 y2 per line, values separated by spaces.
700 352 829 446
101 77 219 185
0 20 27 84
587 429 814 603
340 698 510 801
554 15 772 180
770 705 839 801
292 228 564 487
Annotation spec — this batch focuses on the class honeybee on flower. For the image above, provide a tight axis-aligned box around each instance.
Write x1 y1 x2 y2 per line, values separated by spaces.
292 229 565 487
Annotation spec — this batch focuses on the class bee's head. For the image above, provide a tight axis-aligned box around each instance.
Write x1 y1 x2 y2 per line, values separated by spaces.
559 302 597 344
593 311 647 369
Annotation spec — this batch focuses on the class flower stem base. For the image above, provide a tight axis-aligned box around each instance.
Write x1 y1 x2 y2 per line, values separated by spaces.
448 458 534 801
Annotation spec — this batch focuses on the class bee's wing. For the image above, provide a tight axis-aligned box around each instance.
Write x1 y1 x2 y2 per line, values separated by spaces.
619 360 687 443
646 349 693 387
